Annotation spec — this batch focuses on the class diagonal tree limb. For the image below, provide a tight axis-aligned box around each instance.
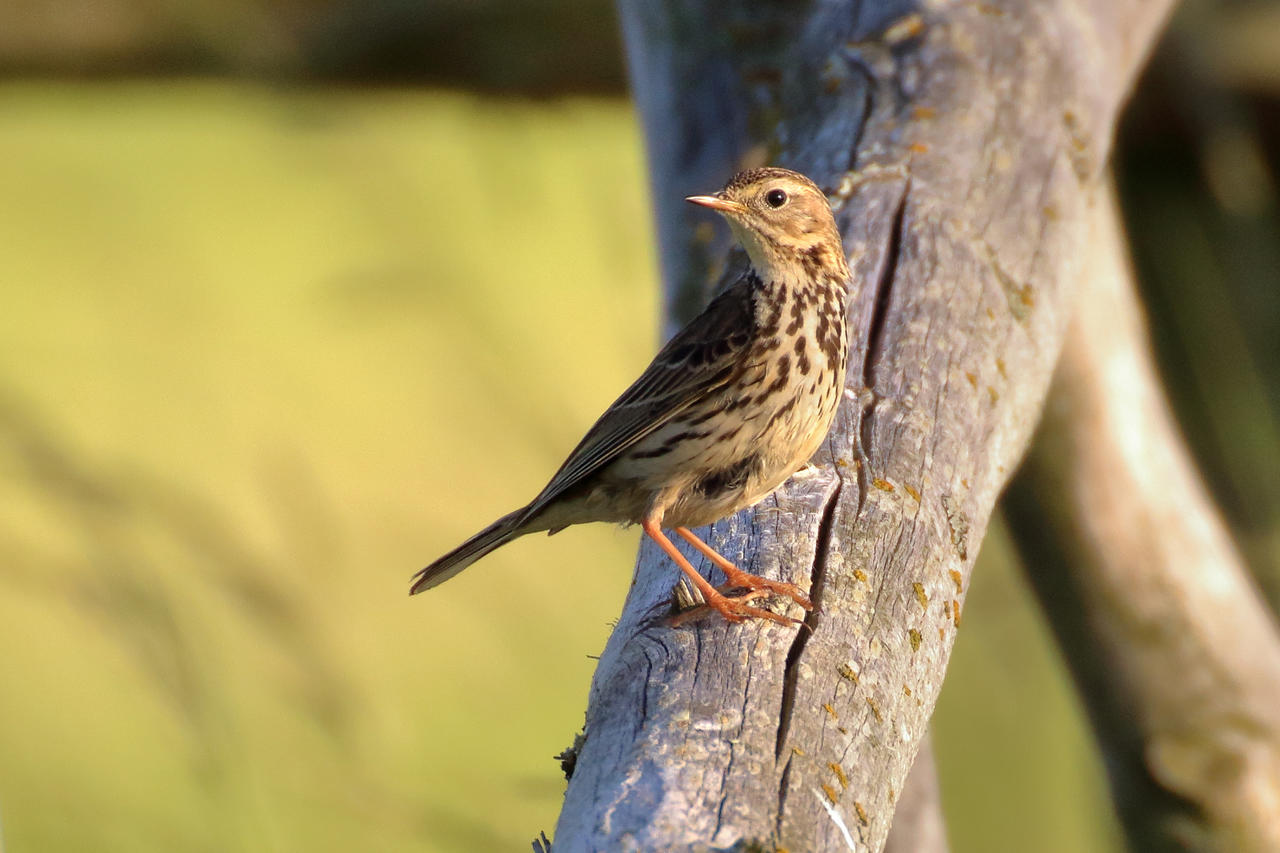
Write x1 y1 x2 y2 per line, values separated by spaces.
882 732 949 853
1004 188 1280 852
554 0 1175 849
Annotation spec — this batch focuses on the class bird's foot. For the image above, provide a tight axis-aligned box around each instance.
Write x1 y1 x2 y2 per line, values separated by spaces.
670 586 797 627
654 523 809 627
670 526 815 614
719 567 815 613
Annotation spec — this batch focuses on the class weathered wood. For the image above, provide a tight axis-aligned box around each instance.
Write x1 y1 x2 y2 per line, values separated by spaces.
1004 189 1280 852
554 0 1174 849
883 733 949 853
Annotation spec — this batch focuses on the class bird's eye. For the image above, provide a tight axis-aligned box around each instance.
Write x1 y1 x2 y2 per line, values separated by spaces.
765 189 788 208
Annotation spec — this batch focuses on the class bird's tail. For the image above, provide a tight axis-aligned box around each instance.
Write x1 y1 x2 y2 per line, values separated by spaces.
410 506 531 595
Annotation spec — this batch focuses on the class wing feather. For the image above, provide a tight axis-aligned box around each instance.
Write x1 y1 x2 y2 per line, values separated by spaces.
523 280 755 516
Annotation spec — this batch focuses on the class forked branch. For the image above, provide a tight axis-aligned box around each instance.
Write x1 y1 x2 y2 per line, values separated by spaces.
554 0 1175 849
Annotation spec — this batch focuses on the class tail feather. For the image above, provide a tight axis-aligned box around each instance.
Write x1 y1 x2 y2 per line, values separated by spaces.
410 507 529 594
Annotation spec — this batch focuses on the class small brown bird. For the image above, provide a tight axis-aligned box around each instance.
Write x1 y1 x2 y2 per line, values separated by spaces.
412 167 852 624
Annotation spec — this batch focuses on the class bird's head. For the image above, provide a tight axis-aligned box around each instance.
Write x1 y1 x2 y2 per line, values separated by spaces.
686 167 846 282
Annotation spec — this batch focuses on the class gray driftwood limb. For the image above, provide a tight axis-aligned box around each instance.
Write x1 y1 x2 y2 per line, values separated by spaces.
1004 189 1280 852
554 0 1174 849
882 733 948 853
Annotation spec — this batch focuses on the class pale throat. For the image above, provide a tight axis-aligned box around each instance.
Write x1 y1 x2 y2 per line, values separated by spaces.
732 226 802 282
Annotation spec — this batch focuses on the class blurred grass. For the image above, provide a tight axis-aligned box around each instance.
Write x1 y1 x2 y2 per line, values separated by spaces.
0 81 1121 852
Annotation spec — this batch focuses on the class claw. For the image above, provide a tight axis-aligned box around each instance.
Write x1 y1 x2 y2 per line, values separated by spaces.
721 573 814 612
669 588 799 627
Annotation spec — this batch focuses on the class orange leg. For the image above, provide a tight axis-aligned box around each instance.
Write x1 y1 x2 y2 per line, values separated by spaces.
641 519 794 626
676 527 815 611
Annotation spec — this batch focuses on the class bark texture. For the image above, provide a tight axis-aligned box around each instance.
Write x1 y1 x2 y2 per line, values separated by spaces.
1005 190 1280 852
882 733 949 853
554 0 1174 849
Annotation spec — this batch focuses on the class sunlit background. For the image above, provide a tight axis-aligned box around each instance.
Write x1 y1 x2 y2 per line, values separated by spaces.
1 3 1276 851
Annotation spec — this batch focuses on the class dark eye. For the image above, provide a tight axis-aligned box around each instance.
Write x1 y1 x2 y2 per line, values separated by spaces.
765 189 788 208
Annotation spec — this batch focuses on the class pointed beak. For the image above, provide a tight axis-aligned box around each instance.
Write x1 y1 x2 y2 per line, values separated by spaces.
685 194 748 215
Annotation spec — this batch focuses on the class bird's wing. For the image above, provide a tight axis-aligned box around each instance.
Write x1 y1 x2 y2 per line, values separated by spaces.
524 279 756 515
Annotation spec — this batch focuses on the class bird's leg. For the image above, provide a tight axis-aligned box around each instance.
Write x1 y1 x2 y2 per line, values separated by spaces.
675 526 815 612
640 518 795 626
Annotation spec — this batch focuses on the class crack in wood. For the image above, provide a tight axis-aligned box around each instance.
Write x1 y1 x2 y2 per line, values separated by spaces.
775 752 795 842
856 180 911 514
715 685 755 840
772 477 843 842
774 480 844 751
772 176 910 838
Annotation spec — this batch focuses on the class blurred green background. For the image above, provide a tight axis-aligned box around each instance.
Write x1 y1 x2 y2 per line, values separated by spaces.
0 3 1276 852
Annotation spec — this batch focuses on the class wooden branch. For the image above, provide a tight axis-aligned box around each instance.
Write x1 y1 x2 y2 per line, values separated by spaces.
554 0 1174 849
883 733 949 853
1003 188 1280 852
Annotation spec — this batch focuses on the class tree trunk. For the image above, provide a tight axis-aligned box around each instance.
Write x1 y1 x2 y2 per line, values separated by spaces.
553 0 1174 849
883 733 949 853
1004 188 1280 852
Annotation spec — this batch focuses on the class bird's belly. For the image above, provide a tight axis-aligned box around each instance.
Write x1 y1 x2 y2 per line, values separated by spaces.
658 377 841 528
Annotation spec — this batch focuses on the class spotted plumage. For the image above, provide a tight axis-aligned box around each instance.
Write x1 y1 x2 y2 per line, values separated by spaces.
412 167 853 624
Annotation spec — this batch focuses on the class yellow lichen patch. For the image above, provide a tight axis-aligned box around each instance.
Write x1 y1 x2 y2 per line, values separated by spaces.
835 457 851 468
903 484 921 502
908 142 930 154
943 495 970 559
866 698 883 723
853 568 868 583
964 371 978 388
903 685 912 697
823 783 840 804
912 582 928 609
829 762 849 789
838 662 859 684
949 569 963 593
911 106 936 120
854 801 870 825
953 599 962 627
823 703 838 721
836 172 858 198
872 478 895 492
884 12 924 43
988 386 1000 403
791 746 806 757
995 358 1007 379
908 628 922 652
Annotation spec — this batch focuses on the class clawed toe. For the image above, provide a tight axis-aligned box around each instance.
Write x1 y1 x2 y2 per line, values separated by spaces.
669 587 803 627
713 592 798 626
720 573 814 612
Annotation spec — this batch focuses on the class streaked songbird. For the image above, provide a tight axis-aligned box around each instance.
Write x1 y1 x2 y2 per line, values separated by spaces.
412 167 852 624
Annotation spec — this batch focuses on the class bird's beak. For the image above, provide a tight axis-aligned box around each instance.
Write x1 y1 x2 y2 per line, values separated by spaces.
685 194 748 215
